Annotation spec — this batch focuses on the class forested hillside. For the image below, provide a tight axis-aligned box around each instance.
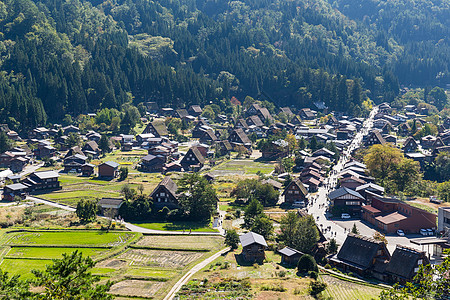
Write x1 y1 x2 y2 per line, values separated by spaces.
0 0 447 130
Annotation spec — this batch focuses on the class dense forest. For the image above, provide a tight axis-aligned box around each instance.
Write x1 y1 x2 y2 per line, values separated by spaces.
0 0 447 130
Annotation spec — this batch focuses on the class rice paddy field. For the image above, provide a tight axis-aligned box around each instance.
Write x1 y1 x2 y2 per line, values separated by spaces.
0 230 225 299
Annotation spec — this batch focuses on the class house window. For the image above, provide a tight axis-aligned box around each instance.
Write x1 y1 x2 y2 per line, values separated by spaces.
345 201 360 206
160 192 165 196
158 198 161 202
294 191 299 194
418 259 423 265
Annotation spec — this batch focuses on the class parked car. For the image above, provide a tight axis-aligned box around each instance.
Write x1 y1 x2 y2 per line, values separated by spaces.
341 213 351 219
426 229 434 236
420 229 428 236
396 230 405 236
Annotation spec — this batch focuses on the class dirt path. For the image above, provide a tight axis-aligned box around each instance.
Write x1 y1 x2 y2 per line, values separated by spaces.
163 247 231 300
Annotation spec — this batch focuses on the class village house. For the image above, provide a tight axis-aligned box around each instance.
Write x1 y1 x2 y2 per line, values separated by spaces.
199 129 218 145
83 141 101 158
144 101 159 113
191 120 211 138
384 245 429 284
216 140 233 156
175 109 189 120
299 108 316 120
339 176 366 190
330 233 390 279
278 247 304 266
290 115 303 126
139 154 166 172
188 105 202 117
328 187 365 215
63 154 88 173
151 177 179 209
364 130 386 147
355 183 385 198
362 192 437 234
421 135 436 149
143 121 169 137
228 128 252 150
98 198 124 217
240 232 268 262
282 178 309 205
10 157 28 173
234 118 249 130
22 171 60 192
81 163 95 177
2 183 28 201
180 147 205 172
246 115 264 127
279 107 294 117
98 161 120 178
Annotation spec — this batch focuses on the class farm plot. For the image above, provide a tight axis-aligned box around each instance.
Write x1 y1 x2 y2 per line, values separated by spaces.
109 279 165 298
0 259 50 279
5 231 136 247
321 274 384 299
119 249 204 268
210 160 274 176
135 235 224 251
5 246 106 259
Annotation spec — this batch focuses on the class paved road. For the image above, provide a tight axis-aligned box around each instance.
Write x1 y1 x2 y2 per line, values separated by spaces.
307 106 378 246
27 195 75 212
163 247 231 300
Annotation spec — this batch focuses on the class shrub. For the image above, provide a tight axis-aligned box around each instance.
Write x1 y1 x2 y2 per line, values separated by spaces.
278 270 287 277
309 271 318 280
309 281 327 296
324 264 331 269
297 254 318 273
260 284 286 292
225 229 240 249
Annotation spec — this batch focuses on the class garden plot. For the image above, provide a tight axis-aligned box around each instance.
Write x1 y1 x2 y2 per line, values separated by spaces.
135 235 224 251
109 279 165 298
119 249 204 268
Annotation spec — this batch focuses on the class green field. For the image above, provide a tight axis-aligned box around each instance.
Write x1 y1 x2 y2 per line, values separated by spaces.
131 221 218 232
210 160 274 175
0 259 51 279
6 247 107 259
5 231 136 247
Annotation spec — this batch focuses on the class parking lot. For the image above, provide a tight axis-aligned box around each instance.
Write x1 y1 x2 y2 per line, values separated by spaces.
333 219 434 255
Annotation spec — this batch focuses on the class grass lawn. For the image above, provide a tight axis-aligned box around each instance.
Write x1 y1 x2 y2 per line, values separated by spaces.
135 235 224 251
132 221 218 232
0 259 50 279
6 247 107 259
5 231 136 247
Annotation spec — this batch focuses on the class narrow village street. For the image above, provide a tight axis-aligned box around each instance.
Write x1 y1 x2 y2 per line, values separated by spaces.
307 106 434 255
